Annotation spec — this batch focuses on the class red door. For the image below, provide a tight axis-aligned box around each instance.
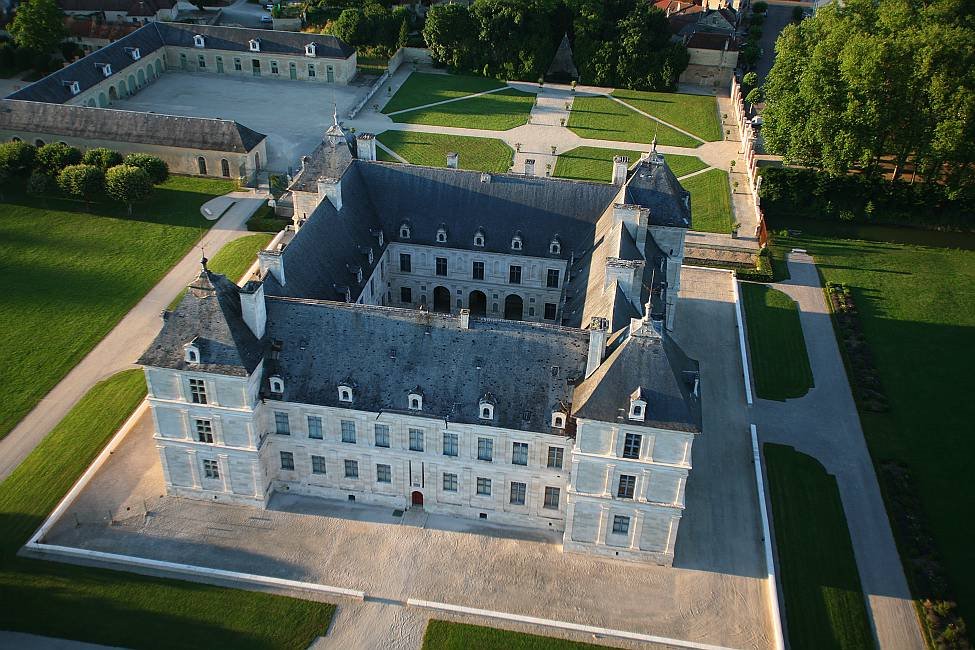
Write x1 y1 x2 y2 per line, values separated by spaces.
411 491 423 506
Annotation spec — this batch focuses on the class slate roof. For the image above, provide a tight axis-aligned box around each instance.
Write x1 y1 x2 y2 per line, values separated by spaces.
624 154 692 228
58 0 175 12
65 16 140 41
686 32 739 51
153 23 354 60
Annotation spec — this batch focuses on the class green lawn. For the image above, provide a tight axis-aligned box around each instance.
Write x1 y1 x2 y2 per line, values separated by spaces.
382 72 506 113
741 283 814 400
0 370 335 648
0 176 234 440
422 620 603 649
388 87 536 131
764 444 874 650
567 96 702 148
769 221 975 627
168 233 273 310
377 131 514 173
553 145 708 183
612 89 723 142
682 168 734 233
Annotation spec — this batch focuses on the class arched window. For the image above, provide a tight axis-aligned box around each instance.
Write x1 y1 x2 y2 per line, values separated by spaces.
436 226 447 243
34 139 45 147
269 376 284 394
400 223 411 239
11 137 20 142
551 412 566 428
550 237 561 255
220 158 230 177
473 228 485 247
197 156 207 175
511 234 523 251
482 407 490 418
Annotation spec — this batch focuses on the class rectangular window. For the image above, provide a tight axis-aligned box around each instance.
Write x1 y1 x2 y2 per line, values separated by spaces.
308 63 316 77
189 378 207 404
344 459 358 478
195 419 213 443
543 486 560 509
400 253 411 272
443 432 458 457
374 424 390 447
443 472 458 492
435 257 447 276
400 286 412 303
612 514 630 535
622 433 642 459
544 303 557 321
476 477 491 496
280 451 295 471
409 428 424 452
233 58 242 71
617 474 636 499
509 265 522 284
546 269 560 288
270 60 278 74
477 437 493 462
509 481 526 505
472 261 484 280
547 446 564 469
341 420 356 443
308 416 323 440
311 455 326 474
511 442 528 466
202 458 219 479
197 55 206 68
376 463 391 483
274 411 290 435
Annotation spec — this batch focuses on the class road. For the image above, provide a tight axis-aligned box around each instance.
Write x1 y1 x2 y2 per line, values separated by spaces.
218 0 270 28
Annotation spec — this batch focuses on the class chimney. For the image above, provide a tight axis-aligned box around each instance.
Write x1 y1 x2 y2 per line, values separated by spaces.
586 317 609 378
605 258 646 311
239 281 267 338
258 249 285 286
446 152 459 169
613 203 649 251
356 133 377 161
459 308 470 329
611 155 629 186
317 177 342 211
524 158 535 176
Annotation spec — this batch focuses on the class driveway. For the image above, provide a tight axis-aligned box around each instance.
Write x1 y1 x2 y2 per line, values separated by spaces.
218 0 270 28
753 6 796 85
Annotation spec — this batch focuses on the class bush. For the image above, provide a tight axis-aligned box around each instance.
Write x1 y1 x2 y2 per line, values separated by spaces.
122 153 168 184
105 164 152 214
56 164 104 205
736 247 774 282
0 43 16 69
35 142 82 175
81 147 124 169
14 45 35 71
0 141 37 176
751 14 765 26
752 1 768 12
246 204 290 232
26 170 56 196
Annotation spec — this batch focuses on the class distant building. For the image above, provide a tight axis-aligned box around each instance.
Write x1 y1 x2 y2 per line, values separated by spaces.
680 32 738 87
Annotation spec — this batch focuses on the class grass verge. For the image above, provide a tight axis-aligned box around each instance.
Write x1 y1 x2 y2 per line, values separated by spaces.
612 89 722 142
567 96 702 148
553 146 707 183
682 168 733 233
389 87 535 131
246 203 289 232
422 620 603 649
741 282 814 400
382 72 506 113
377 131 514 173
168 233 273 310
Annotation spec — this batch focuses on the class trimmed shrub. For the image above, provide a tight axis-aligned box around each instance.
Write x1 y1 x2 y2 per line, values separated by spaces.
26 170 57 196
35 142 82 175
81 147 123 169
753 1 768 13
56 164 104 206
0 140 37 176
122 153 169 184
105 164 152 214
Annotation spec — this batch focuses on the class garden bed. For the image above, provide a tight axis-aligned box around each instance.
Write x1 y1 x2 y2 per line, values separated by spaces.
825 282 888 412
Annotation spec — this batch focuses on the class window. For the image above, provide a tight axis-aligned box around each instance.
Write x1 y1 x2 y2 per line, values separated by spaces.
307 63 316 77
476 477 491 496
280 451 295 471
400 224 411 239
202 458 219 479
544 303 557 320
543 486 560 509
340 420 356 443
476 437 493 462
195 419 213 443
197 156 207 175
443 472 458 492
409 428 424 452
551 412 566 429
473 232 485 247
509 481 526 505
193 34 205 47
311 455 326 474
550 239 561 255
220 158 230 177
305 43 316 56
344 459 358 478
308 416 323 440
270 60 278 74
274 411 290 435
376 464 391 483
339 386 353 402
622 433 642 459
480 406 492 419
436 227 447 243
617 474 636 499
400 287 412 303
399 253 411 272
249 39 260 52
509 265 522 284
547 446 564 469
189 378 207 404
612 515 630 535
546 269 560 288
472 261 484 280
443 432 458 457
435 257 447 276
197 55 206 68
408 392 422 410
511 235 523 251
374 424 390 448
511 442 528 466
234 58 242 71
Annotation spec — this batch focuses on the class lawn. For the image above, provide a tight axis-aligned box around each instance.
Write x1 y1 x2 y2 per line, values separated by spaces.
764 444 874 650
388 87 536 131
0 370 335 649
612 89 723 142
422 620 603 649
567 96 702 148
553 145 708 183
382 72 507 113
168 233 273 310
377 130 514 173
0 176 234 440
681 168 733 233
768 220 975 627
741 282 814 400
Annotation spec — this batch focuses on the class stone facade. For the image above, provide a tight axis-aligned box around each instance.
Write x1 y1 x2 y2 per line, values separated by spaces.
163 45 355 85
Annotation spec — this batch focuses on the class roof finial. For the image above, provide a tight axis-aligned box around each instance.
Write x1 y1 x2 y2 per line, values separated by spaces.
200 245 208 271
332 101 338 127
651 125 658 153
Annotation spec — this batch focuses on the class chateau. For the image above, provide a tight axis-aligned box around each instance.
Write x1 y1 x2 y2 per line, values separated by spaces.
139 118 703 565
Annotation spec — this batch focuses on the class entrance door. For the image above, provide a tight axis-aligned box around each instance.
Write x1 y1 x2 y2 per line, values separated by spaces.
252 59 261 76
326 66 334 83
433 286 450 313
411 491 423 506
503 294 524 321
216 56 224 73
289 62 297 80
469 290 486 316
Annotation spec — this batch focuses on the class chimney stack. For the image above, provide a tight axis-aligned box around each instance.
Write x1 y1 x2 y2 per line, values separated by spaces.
586 317 609 378
524 158 535 176
612 155 630 186
356 133 377 161
446 152 459 169
239 281 267 338
459 308 471 329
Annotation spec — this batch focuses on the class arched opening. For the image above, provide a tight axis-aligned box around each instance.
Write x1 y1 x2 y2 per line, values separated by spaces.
118 82 127 98
469 290 487 317
411 491 424 507
11 137 20 142
137 69 146 86
432 286 450 313
98 92 108 107
85 98 95 107
127 75 136 94
220 158 230 177
197 156 207 175
147 64 155 79
109 86 118 101
503 294 524 321
154 59 162 76
34 139 45 147
254 151 261 170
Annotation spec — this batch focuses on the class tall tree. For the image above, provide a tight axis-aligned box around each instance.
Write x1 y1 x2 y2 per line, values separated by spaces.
9 0 67 55
57 164 104 209
105 165 152 215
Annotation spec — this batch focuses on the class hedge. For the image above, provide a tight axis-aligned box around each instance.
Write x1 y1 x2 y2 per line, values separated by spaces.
736 246 774 282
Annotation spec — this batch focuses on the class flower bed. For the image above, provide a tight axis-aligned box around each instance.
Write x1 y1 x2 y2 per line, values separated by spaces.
826 282 888 412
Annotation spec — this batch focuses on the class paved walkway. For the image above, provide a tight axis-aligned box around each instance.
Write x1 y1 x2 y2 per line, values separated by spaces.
0 191 265 482
751 253 925 649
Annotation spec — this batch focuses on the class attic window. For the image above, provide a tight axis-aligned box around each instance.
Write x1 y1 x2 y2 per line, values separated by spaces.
193 34 205 48
338 385 353 402
408 389 423 411
478 395 495 420
367 248 374 264
269 375 284 394
511 234 523 251
305 43 316 56
551 412 566 429
550 237 561 255
400 223 411 239
436 226 447 243
473 229 485 247
127 47 141 60
184 344 200 364
96 62 112 77
628 387 647 421
63 81 81 96
249 39 260 52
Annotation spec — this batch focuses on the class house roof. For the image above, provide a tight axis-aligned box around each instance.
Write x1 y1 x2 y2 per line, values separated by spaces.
154 23 354 60
58 0 175 12
65 16 140 41
624 154 692 228
686 32 739 51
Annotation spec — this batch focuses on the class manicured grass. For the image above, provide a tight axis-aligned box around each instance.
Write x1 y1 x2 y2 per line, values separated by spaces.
741 283 814 400
769 221 975 626
567 95 702 148
764 444 874 650
388 87 536 131
382 72 506 114
0 176 234 440
376 130 514 173
422 620 603 649
0 370 335 648
168 233 273 310
612 89 722 142
246 203 289 232
681 168 733 233
553 145 708 183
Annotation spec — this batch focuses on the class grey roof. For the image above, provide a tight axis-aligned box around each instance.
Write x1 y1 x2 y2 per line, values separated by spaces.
139 267 264 376
154 22 353 60
58 0 175 12
263 299 589 434
546 33 579 81
290 125 355 192
624 154 692 228
0 100 266 153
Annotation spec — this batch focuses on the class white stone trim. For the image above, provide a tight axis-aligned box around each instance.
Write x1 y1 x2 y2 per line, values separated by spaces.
732 275 753 405
752 424 786 650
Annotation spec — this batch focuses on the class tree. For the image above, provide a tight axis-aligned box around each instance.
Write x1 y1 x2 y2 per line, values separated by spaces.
742 71 758 90
122 153 169 184
746 87 763 110
57 164 104 208
81 147 123 169
9 0 67 55
35 142 81 176
397 17 409 48
423 3 478 72
105 164 152 215
26 170 56 205
0 141 37 177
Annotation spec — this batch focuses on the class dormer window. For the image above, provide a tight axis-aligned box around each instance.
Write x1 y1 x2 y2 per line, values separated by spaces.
305 43 316 57
184 343 200 364
269 375 284 394
473 228 485 247
511 233 523 251
126 47 141 60
249 39 260 52
436 225 447 243
63 81 81 96
549 236 561 255
478 394 496 420
367 248 374 265
628 387 647 421
338 383 354 402
400 223 411 239
193 34 205 48
551 412 566 429
408 387 423 411
96 62 112 77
